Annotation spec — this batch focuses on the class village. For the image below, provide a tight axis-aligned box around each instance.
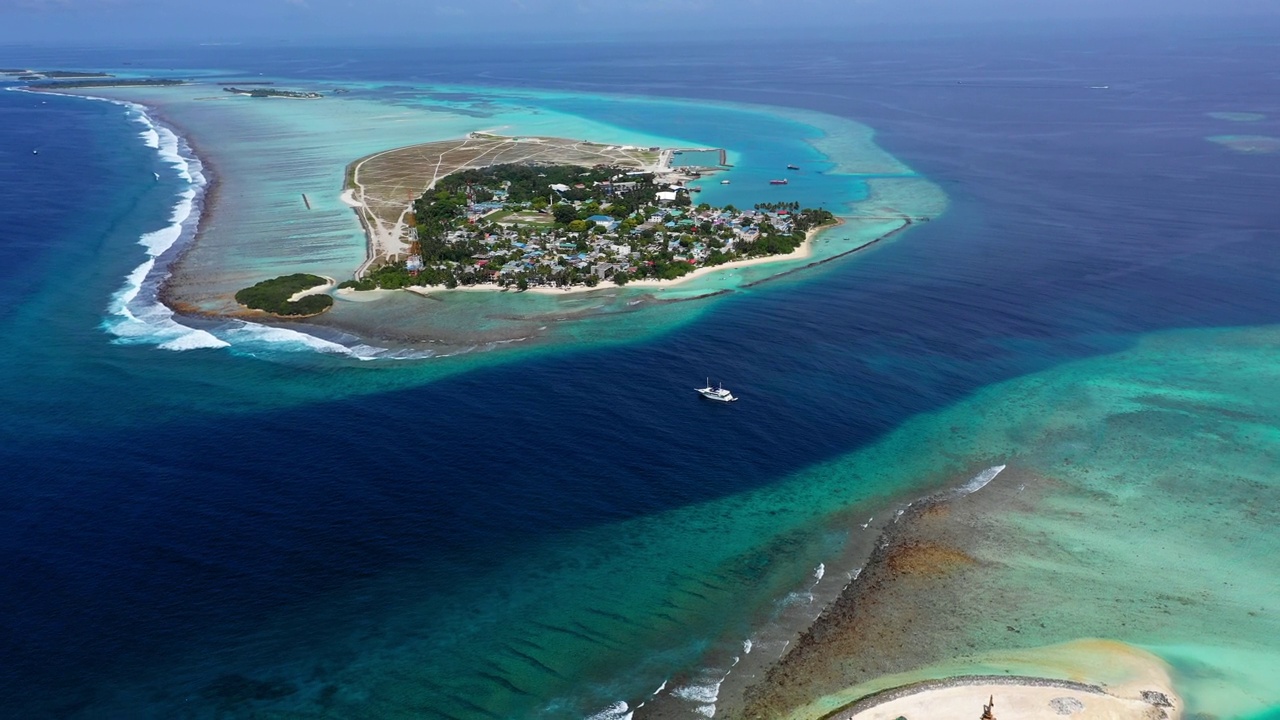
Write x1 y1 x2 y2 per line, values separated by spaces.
347 161 834 292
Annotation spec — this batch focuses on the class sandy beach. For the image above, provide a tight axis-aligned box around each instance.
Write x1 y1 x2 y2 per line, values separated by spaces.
286 275 337 302
833 674 1177 720
805 639 1181 720
390 220 849 299
722 463 1190 720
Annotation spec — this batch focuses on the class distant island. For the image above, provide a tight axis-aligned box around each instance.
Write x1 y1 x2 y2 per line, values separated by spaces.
223 87 323 99
28 78 185 90
3 69 112 79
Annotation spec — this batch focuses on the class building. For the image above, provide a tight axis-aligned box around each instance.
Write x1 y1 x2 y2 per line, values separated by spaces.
586 215 620 232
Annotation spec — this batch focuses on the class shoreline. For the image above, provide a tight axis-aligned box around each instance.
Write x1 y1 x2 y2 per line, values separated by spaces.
393 219 849 299
342 133 715 283
30 87 220 309
725 464 1185 720
822 668 1179 720
38 83 934 359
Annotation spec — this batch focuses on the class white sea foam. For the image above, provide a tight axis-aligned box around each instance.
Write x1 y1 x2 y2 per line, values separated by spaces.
89 98 232 352
673 682 720 704
954 464 1007 497
219 322 383 359
813 563 825 582
586 701 633 720
778 590 815 607
63 95 396 359
742 638 753 654
105 258 230 351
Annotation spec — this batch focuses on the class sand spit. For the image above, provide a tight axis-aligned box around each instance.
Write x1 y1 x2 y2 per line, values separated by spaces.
734 465 1186 720
286 275 337 302
828 669 1177 720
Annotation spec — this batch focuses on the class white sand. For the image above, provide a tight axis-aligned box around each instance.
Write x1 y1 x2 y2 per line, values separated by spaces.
396 220 850 298
286 275 336 302
822 641 1180 720
844 682 1174 720
338 189 362 208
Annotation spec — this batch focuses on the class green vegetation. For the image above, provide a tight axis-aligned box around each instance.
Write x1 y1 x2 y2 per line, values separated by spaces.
234 274 333 316
40 71 112 78
29 78 184 89
224 87 322 99
354 161 834 292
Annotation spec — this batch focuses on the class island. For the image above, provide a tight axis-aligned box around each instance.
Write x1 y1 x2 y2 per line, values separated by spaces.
337 133 835 294
28 78 186 90
234 274 334 317
222 86 323 99
4 69 113 79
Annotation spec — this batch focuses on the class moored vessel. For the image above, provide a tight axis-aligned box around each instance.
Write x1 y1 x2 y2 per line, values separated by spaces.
696 379 738 402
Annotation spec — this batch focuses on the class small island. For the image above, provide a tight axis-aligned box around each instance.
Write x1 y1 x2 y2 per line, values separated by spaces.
28 78 185 90
234 274 334 317
223 87 323 99
5 69 113 79
340 136 835 293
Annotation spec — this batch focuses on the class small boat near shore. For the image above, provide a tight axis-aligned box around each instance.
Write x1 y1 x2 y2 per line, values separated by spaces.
720 179 730 184
769 179 788 185
696 379 738 402
787 164 800 170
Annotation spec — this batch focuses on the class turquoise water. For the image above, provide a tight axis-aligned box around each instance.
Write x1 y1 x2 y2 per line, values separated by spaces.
74 78 938 358
2 33 1279 720
670 149 724 167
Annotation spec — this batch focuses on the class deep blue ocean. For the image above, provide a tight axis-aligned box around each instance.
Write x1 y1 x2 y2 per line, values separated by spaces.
2 23 1280 718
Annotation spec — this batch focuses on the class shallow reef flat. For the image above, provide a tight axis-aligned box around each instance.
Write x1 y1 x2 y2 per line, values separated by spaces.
1207 134 1280 153
733 324 1280 720
72 79 943 357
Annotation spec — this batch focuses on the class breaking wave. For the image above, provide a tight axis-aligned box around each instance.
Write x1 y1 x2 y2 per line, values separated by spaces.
72 94 392 360
953 464 1007 497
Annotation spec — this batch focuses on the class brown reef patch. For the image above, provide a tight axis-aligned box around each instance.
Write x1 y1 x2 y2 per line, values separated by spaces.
885 541 975 577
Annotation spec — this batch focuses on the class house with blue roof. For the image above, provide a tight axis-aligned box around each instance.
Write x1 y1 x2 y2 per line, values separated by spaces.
586 214 620 232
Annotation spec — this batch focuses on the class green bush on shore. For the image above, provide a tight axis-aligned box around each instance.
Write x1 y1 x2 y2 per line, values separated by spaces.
234 274 333 316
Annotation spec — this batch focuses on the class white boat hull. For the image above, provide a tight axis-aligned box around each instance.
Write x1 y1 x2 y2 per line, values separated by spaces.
696 387 738 402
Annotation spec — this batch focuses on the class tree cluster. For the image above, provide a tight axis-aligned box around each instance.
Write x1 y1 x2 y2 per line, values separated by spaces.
235 274 333 316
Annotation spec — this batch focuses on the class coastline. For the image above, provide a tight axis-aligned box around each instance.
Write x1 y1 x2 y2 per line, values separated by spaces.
27 87 232 350
29 80 941 359
723 464 1181 720
398 220 848 299
821 665 1179 720
32 87 384 358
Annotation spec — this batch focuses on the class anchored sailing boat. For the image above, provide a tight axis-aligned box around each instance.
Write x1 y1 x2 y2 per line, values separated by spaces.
696 379 738 402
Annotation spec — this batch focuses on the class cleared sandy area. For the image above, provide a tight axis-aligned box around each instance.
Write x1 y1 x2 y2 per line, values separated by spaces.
344 133 669 278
